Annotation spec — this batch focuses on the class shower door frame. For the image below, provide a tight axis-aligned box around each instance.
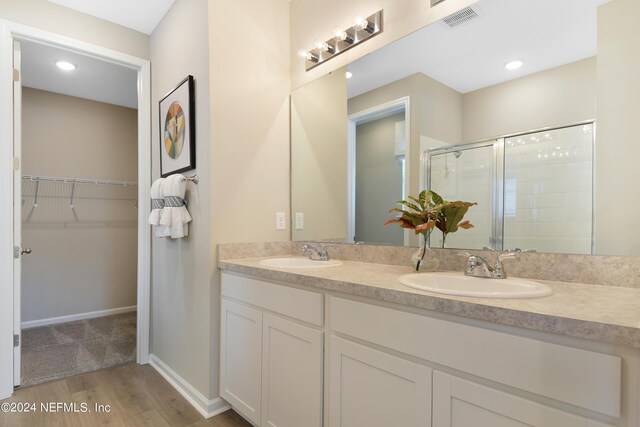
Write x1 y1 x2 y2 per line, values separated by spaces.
425 139 505 251
424 120 596 253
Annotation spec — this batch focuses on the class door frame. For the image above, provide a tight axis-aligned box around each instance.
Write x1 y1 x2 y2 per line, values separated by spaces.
0 19 151 399
347 97 410 245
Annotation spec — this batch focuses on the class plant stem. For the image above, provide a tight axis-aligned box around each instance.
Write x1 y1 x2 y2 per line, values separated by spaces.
442 232 447 249
416 234 429 272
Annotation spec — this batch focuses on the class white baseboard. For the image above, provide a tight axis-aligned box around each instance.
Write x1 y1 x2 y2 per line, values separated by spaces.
21 305 137 329
149 354 230 419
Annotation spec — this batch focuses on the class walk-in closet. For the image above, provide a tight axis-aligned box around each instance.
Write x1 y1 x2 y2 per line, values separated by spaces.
17 40 139 386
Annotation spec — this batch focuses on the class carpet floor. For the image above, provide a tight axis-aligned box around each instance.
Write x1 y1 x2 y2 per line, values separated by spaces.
20 311 137 387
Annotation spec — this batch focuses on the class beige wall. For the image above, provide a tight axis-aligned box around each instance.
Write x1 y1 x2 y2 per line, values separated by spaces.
349 72 462 206
21 88 137 322
0 0 149 59
291 69 347 241
149 0 214 399
595 0 640 255
290 0 476 89
208 0 290 397
462 57 596 142
150 0 291 401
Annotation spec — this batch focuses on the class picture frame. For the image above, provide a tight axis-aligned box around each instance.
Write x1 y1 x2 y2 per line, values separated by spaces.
159 75 195 177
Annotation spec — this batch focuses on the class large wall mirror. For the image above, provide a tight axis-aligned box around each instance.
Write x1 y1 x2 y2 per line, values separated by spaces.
291 0 640 257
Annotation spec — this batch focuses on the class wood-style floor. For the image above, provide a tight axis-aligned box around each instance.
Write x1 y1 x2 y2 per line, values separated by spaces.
0 362 252 427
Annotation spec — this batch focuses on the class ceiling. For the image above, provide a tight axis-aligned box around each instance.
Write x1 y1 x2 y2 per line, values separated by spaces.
348 0 611 98
47 0 175 35
23 0 178 107
20 41 138 109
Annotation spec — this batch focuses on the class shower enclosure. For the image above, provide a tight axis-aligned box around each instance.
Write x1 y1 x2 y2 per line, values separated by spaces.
425 123 594 254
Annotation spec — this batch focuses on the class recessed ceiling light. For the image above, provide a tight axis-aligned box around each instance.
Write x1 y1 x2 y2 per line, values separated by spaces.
346 71 353 79
56 61 76 71
504 60 524 70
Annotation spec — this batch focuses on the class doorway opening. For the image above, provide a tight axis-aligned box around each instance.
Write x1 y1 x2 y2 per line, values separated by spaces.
347 97 410 246
0 21 151 398
18 40 139 386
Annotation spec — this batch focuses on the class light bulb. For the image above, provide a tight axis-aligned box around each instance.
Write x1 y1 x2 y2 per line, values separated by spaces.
337 30 354 44
305 51 319 63
504 60 524 70
322 42 335 53
346 71 353 79
56 61 76 71
298 49 308 59
356 18 375 33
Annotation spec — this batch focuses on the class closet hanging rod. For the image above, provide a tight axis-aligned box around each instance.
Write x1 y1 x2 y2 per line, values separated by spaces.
22 175 138 187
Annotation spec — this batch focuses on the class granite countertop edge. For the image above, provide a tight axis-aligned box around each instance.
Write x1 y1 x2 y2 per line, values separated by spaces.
218 258 640 349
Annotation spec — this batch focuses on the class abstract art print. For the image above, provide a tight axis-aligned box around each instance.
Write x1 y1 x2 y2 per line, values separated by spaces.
159 75 195 177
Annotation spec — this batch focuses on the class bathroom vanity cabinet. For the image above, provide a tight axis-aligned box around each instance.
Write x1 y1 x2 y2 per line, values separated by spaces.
220 273 323 427
219 269 638 427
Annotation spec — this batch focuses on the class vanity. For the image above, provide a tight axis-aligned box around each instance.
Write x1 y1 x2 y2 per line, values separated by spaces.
218 251 640 427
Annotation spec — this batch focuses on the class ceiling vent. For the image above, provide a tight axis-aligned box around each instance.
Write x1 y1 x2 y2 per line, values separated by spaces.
442 6 479 28
431 0 447 6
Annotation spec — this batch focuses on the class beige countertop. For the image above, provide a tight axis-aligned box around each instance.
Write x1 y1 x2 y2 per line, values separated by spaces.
219 257 640 349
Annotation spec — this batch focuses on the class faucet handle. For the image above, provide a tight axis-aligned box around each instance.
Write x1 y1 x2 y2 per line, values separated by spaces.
497 251 517 262
456 251 471 258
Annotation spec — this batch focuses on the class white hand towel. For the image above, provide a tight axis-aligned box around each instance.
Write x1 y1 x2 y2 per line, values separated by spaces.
159 174 192 238
149 178 171 237
148 178 164 225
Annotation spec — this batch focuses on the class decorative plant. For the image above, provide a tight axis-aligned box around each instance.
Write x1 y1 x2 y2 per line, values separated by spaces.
384 190 476 271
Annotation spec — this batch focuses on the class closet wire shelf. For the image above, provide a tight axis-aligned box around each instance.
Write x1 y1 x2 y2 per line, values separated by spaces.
22 175 139 208
21 175 139 226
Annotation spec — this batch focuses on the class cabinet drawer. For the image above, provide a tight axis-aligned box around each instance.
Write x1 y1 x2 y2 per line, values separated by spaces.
330 296 621 418
222 272 323 326
433 371 613 427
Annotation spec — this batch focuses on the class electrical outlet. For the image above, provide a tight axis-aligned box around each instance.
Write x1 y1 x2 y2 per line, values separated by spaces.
276 212 286 230
295 212 304 230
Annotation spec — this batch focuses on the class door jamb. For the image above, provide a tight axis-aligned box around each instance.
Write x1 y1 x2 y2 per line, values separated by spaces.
0 19 151 400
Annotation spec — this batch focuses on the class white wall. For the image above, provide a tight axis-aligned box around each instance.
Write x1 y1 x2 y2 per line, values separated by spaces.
149 0 214 400
290 0 477 89
21 88 138 323
0 0 148 59
595 0 640 256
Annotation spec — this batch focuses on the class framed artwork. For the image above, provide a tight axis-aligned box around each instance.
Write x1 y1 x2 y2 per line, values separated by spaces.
159 75 195 177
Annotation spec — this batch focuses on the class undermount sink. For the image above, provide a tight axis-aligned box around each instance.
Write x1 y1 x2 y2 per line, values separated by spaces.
398 272 552 298
259 257 342 268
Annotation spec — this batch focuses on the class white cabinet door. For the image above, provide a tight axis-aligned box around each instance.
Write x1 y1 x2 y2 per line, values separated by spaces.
433 371 613 427
329 336 431 427
220 298 263 425
261 314 323 427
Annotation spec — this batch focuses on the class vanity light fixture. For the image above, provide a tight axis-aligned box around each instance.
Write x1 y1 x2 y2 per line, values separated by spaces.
56 61 76 71
302 10 383 71
504 60 524 70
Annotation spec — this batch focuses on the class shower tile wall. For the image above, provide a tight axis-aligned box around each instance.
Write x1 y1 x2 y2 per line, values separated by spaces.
503 124 593 254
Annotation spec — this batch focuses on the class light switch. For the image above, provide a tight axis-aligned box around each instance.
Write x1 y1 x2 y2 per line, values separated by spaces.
295 212 304 230
276 212 286 230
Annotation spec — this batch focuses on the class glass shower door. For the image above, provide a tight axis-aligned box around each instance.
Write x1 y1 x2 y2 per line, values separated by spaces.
428 143 495 249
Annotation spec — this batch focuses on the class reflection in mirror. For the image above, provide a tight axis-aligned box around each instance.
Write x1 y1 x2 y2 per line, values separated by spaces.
291 0 640 256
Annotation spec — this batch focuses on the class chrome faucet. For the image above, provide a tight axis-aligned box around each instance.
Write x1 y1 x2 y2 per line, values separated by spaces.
301 244 330 261
457 251 517 279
